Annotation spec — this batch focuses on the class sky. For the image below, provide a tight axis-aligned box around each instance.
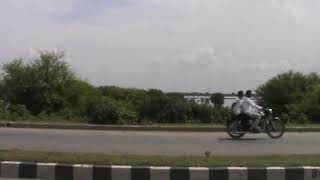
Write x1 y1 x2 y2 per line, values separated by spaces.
1 0 320 93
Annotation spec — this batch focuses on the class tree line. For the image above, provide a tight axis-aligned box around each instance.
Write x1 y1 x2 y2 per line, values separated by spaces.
0 51 229 124
1 51 319 124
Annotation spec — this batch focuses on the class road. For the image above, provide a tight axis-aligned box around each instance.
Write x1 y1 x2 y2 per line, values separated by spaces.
0 127 319 156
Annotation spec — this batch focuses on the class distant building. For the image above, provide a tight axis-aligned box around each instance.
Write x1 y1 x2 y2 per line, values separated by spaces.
184 95 214 106
184 93 256 108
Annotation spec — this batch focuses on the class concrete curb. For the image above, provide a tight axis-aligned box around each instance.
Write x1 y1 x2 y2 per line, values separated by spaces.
1 122 320 132
0 161 319 180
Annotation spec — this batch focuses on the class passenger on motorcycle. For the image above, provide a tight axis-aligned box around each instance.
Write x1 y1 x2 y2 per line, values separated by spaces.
232 91 244 116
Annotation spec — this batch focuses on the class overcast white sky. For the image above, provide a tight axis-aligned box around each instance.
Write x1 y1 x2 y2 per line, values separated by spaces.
1 0 320 93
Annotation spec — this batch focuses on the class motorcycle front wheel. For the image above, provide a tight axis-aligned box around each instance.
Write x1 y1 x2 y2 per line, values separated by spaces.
226 120 245 139
266 118 285 138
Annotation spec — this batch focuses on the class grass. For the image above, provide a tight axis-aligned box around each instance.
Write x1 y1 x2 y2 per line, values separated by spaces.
0 118 89 125
144 123 320 128
1 149 320 167
287 124 320 128
1 119 320 128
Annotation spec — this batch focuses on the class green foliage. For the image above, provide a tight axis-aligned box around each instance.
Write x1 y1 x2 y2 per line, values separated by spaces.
257 71 320 114
190 103 214 123
0 102 32 121
0 51 259 125
287 104 310 124
0 51 75 114
159 98 192 123
99 86 148 113
118 109 138 125
63 79 102 116
258 71 320 124
294 85 320 123
87 97 119 124
210 93 224 108
280 113 290 124
139 89 170 122
8 104 31 118
99 86 228 124
214 107 230 124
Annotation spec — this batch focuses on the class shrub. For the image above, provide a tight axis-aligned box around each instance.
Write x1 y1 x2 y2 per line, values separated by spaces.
213 108 230 124
0 100 10 119
280 113 290 124
287 104 310 124
158 100 192 123
295 113 309 124
118 109 138 125
87 98 119 124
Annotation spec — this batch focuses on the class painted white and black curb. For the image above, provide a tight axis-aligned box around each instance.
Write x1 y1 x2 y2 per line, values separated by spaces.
0 161 320 180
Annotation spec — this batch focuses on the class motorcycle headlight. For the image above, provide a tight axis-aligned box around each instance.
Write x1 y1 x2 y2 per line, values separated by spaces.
269 109 272 112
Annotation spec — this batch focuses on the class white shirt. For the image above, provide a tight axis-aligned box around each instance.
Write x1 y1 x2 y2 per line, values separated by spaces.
232 98 243 115
242 97 263 115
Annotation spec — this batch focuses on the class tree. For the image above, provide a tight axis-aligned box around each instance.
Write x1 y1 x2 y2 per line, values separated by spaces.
298 85 320 123
210 93 224 108
139 89 170 122
256 71 320 114
63 79 102 115
0 50 75 114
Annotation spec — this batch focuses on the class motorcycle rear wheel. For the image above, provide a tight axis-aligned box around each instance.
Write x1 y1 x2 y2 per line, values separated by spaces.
227 121 245 139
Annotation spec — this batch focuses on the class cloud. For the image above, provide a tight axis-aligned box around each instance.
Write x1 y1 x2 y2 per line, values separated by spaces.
1 0 320 92
178 45 216 66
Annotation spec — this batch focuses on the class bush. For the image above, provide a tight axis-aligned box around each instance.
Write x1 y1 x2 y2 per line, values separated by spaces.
295 113 309 124
213 108 230 124
139 118 153 125
87 98 119 124
64 79 102 115
280 113 290 124
287 104 310 124
299 85 320 123
118 109 138 125
52 108 79 120
190 103 214 123
0 100 10 119
158 100 192 123
6 104 31 121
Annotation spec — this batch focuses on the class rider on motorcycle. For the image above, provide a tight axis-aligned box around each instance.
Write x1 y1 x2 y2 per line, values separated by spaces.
242 90 263 132
228 91 285 139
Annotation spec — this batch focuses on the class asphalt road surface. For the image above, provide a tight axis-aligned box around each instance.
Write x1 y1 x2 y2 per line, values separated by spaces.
0 127 319 156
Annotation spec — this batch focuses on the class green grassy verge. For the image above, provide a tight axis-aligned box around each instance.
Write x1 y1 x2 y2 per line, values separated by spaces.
0 119 89 125
1 149 320 167
0 120 320 128
1 119 320 128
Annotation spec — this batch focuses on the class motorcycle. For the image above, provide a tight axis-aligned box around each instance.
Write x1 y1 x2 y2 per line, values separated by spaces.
226 108 285 139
